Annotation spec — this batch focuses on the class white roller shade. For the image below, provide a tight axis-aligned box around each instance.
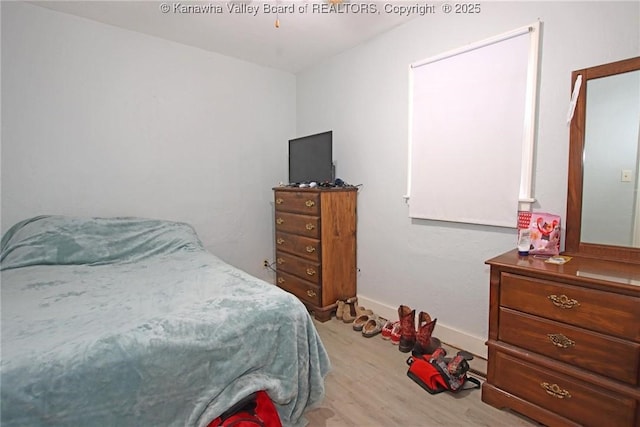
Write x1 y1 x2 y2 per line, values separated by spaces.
407 23 540 227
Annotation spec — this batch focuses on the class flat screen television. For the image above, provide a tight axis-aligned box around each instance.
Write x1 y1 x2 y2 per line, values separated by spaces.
288 131 333 184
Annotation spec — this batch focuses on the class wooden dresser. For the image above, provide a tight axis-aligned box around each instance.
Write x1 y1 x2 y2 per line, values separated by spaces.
483 250 640 427
272 187 357 322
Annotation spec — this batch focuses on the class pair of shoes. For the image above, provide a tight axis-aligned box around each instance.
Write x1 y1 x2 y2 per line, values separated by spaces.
353 311 384 330
382 320 402 345
353 314 385 337
353 313 373 331
381 320 397 339
398 305 439 354
362 315 385 338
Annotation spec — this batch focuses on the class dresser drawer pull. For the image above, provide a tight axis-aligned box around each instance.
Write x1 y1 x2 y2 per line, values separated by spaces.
276 218 284 225
307 289 317 297
540 382 571 399
277 277 285 284
306 268 316 276
276 258 284 264
547 333 575 349
305 223 315 230
276 198 284 204
305 246 316 253
548 294 580 309
305 200 315 208
277 238 285 245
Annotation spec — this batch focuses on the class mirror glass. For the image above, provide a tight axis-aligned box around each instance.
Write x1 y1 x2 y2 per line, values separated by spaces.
581 70 640 247
566 56 640 263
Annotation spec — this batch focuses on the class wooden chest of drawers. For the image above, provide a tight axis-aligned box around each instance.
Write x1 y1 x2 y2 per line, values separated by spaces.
484 250 640 427
273 187 357 321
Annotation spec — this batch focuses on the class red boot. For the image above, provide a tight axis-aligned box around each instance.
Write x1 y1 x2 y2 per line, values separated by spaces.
412 311 440 357
398 305 416 353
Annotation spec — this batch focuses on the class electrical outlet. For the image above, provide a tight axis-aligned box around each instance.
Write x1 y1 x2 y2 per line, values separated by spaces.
263 259 269 268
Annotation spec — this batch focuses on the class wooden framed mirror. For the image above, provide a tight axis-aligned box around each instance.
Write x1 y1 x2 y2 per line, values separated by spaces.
565 56 640 263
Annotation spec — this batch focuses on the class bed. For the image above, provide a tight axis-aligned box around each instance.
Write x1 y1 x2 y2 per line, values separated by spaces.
0 215 330 427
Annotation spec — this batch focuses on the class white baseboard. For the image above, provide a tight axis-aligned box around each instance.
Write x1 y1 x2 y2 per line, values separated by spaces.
357 294 488 360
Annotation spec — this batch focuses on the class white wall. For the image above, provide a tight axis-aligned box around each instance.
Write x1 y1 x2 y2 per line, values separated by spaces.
1 2 295 278
296 1 639 355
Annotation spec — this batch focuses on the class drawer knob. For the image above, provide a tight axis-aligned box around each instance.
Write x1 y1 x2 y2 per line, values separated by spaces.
306 268 316 276
305 200 315 207
547 333 575 349
277 277 285 284
540 382 571 399
276 218 284 225
548 294 580 309
276 198 284 204
305 246 316 253
305 223 315 230
307 289 317 297
277 238 285 245
276 258 284 264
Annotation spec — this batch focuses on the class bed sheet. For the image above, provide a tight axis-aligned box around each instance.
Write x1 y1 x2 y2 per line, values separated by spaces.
0 216 330 427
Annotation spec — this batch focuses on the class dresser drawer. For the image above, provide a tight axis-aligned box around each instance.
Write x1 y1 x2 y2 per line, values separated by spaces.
275 232 321 262
276 271 321 306
274 211 320 238
276 251 321 285
499 307 640 385
501 273 640 341
493 351 636 427
274 191 320 215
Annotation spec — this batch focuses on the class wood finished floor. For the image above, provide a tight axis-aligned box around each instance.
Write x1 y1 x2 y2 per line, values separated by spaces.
304 317 540 427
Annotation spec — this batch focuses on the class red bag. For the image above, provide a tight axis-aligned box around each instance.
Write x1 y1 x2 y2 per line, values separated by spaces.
406 348 481 394
208 391 282 427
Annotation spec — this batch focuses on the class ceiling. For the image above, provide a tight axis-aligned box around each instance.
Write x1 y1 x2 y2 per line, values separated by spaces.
32 1 415 73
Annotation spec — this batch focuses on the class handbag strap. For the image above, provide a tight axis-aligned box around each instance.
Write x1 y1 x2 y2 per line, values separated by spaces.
460 376 482 391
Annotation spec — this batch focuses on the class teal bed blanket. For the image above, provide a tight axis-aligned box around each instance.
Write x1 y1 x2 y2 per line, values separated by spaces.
0 216 330 426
